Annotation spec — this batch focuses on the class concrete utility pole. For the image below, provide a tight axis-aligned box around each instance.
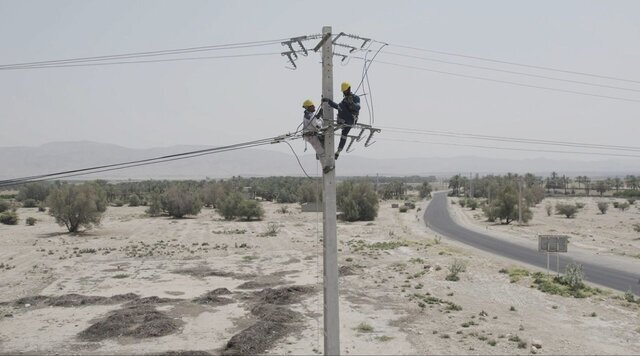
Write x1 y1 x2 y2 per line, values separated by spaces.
320 25 340 356
518 177 523 225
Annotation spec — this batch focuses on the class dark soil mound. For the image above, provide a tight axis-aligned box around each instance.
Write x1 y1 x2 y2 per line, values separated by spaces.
236 281 276 290
250 304 302 323
339 265 357 276
254 285 314 305
78 305 180 341
192 289 234 306
125 296 181 307
223 285 313 355
13 295 49 306
223 321 289 355
173 267 235 278
13 293 139 308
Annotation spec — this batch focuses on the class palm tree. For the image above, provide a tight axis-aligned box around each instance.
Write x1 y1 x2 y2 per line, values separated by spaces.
613 177 623 192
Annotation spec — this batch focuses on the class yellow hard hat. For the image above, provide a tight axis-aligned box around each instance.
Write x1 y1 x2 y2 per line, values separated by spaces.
341 81 351 92
302 99 315 108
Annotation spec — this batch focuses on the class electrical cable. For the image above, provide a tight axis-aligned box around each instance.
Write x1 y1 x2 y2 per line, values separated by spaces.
354 58 640 104
284 141 312 179
0 141 277 187
382 42 640 85
378 136 640 159
0 52 285 71
380 50 640 93
0 134 302 187
379 125 640 152
353 42 387 94
0 38 288 69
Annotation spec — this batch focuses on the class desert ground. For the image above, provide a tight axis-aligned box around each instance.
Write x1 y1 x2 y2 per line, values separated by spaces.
0 196 639 355
451 196 640 260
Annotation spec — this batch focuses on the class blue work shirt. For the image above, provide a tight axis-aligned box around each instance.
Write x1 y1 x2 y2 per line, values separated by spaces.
326 94 360 124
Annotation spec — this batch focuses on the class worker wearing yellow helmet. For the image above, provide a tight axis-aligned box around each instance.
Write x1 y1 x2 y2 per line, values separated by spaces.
302 99 325 160
322 81 360 160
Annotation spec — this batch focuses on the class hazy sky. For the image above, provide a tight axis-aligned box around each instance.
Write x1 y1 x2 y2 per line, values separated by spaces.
1 0 639 161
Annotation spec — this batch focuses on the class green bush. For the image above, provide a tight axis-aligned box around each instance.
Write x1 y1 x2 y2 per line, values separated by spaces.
399 206 408 213
37 203 46 212
597 202 609 214
613 202 619 208
238 199 264 221
47 183 107 232
446 259 467 281
0 211 19 225
16 182 50 202
0 200 10 213
564 263 584 291
337 181 379 222
575 202 585 209
467 199 478 210
26 217 37 226
128 194 140 207
459 199 466 208
618 201 630 211
164 185 202 218
145 193 163 216
555 203 578 218
218 192 243 220
22 199 37 208
112 200 124 207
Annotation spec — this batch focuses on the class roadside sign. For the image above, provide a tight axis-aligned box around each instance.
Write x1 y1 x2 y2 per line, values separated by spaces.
538 235 569 253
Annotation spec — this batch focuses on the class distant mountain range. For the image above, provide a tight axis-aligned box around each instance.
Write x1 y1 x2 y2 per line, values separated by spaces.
1 141 638 180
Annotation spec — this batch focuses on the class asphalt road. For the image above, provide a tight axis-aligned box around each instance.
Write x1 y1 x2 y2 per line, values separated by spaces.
424 191 640 295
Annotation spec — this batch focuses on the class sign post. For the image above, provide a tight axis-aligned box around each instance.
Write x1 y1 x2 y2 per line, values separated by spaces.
538 235 569 276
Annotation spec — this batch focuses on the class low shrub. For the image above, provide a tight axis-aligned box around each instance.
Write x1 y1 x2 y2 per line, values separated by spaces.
25 217 37 226
128 194 140 207
446 259 467 281
37 203 46 212
597 202 609 214
22 199 37 208
0 200 10 213
399 206 408 213
0 212 19 225
555 203 578 218
545 203 553 216
618 201 630 211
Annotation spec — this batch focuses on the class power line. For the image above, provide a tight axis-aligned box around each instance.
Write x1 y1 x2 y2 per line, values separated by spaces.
356 58 640 103
380 50 640 93
378 137 640 159
0 38 287 70
0 52 283 71
383 42 640 85
380 125 640 152
0 134 302 187
1 142 275 187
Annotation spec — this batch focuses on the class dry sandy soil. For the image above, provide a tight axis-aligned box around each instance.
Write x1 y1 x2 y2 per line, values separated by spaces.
0 197 639 355
452 196 640 260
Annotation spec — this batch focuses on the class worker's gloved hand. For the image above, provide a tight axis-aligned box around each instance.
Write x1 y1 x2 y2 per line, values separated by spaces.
321 98 330 103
